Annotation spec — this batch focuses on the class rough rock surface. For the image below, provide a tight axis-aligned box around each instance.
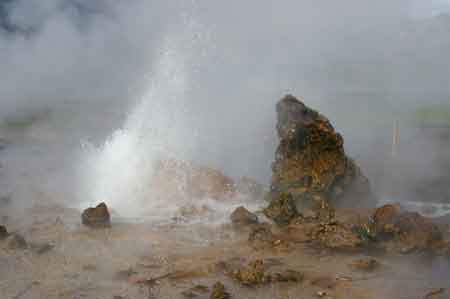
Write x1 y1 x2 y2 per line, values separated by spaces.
230 206 258 226
268 95 371 219
81 202 111 228
263 192 298 226
234 260 268 286
0 224 8 240
210 282 230 299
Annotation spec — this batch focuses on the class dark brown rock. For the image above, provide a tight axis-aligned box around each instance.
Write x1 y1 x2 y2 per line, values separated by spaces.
269 95 371 214
234 260 268 286
230 206 258 225
81 202 111 228
392 212 443 252
210 282 230 299
263 192 298 226
0 225 8 240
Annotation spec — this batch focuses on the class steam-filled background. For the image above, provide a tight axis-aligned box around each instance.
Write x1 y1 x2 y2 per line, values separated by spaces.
0 0 449 218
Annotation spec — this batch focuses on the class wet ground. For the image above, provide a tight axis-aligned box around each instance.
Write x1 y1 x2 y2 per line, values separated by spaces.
0 203 449 299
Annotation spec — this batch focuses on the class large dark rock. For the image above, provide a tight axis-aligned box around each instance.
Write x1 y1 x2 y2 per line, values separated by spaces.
269 95 371 216
230 206 258 226
81 202 111 228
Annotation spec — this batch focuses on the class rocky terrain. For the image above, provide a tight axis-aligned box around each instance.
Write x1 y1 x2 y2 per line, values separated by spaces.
0 95 449 299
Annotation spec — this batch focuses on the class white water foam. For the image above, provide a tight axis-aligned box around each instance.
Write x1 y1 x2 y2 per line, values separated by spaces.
78 20 200 220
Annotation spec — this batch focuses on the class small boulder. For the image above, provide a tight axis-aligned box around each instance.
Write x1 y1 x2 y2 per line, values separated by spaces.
0 225 8 240
81 202 111 228
230 206 258 226
263 192 298 226
234 260 268 286
210 282 230 299
7 233 27 250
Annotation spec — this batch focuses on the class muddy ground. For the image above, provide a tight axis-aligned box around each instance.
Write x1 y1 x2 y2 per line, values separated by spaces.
0 203 449 299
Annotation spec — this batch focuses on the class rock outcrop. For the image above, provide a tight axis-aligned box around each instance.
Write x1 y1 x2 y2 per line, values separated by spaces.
372 205 447 254
81 202 111 228
263 192 298 226
230 206 258 226
268 95 371 220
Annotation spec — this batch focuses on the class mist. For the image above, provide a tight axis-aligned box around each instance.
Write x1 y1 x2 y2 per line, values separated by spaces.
0 0 449 216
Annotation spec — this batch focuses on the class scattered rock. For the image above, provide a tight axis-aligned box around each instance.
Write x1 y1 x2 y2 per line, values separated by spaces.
314 222 363 251
349 258 379 272
210 282 230 299
0 225 8 240
7 233 27 250
269 95 371 213
248 225 274 250
230 206 258 226
263 192 298 226
81 202 111 228
234 260 268 286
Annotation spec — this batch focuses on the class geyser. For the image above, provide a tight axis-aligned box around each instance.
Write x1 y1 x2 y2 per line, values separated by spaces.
79 23 197 219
